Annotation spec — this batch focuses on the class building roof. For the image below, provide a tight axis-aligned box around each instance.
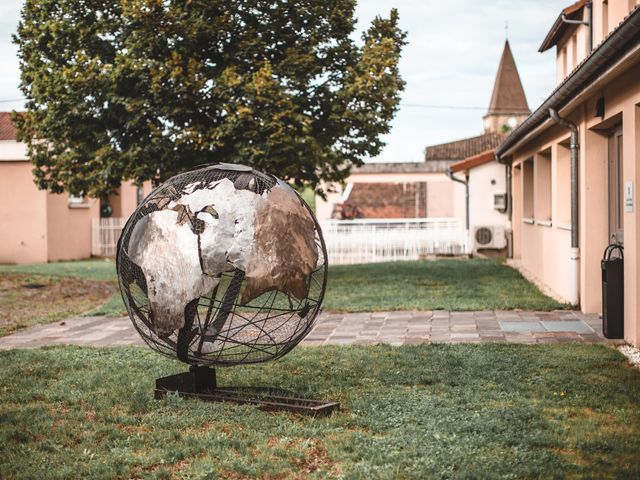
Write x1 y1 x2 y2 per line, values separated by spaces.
450 149 496 173
354 160 455 174
424 132 505 162
496 5 640 160
539 0 587 52
354 132 502 173
485 41 530 116
344 182 427 219
0 112 18 141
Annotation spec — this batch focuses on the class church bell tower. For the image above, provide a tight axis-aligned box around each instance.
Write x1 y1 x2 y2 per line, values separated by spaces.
483 40 530 133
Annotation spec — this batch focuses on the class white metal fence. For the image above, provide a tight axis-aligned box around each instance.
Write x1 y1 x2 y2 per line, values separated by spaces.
320 218 468 265
91 216 468 264
92 217 126 257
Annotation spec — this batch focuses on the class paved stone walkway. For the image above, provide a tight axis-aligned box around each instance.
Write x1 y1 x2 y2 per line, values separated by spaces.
0 310 621 349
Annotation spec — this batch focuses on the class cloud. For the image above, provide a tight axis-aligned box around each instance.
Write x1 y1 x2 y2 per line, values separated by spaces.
354 0 566 162
0 0 568 161
0 1 22 110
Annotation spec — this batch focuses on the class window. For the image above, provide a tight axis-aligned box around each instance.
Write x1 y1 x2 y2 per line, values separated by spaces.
535 151 552 222
571 35 578 70
522 158 534 220
608 127 624 243
603 0 609 38
561 46 568 78
68 193 88 208
556 144 571 224
136 187 144 206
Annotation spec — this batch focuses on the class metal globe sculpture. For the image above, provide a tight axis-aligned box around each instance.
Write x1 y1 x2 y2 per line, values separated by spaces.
116 164 328 367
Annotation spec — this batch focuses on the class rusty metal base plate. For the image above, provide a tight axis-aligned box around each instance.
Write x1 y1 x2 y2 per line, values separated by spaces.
154 367 339 416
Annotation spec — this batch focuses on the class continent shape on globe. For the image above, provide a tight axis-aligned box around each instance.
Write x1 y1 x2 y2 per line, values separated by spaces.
128 175 318 338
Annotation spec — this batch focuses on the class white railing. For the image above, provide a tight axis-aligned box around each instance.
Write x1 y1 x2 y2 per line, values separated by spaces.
320 218 468 265
92 217 126 257
92 216 468 264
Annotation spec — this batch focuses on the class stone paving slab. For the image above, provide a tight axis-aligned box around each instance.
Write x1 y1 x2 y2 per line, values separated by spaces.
0 311 625 350
541 320 595 334
499 321 547 333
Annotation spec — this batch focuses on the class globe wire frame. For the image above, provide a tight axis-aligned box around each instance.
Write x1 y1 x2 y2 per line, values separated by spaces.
115 165 328 367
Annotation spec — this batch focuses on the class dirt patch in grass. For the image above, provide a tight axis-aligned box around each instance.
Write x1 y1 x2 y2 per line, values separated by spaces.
0 273 114 336
218 469 254 480
292 439 340 478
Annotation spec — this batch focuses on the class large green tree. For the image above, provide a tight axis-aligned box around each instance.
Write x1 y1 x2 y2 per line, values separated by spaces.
14 0 406 198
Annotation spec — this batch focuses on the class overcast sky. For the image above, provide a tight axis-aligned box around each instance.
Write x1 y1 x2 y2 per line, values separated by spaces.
0 0 567 163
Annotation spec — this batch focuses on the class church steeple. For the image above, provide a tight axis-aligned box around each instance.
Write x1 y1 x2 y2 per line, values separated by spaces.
483 40 530 133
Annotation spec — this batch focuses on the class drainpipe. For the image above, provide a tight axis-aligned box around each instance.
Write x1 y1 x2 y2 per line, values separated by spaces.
586 1 593 53
505 162 513 221
505 162 514 258
446 168 469 230
561 1 592 53
549 108 580 306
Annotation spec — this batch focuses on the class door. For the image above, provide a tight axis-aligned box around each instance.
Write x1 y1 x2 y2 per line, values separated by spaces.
608 127 624 244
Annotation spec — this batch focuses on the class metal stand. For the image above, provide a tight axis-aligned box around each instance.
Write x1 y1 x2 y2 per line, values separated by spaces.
154 366 339 416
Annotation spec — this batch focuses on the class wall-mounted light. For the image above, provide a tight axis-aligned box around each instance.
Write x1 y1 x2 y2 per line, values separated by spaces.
595 97 605 118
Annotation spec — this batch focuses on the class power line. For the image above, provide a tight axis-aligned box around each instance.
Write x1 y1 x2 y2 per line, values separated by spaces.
401 103 486 110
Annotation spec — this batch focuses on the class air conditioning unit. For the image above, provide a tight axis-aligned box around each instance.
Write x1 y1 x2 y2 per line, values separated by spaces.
472 225 506 251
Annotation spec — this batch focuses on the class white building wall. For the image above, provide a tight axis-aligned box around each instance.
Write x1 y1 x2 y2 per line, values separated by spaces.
468 162 509 229
0 140 28 160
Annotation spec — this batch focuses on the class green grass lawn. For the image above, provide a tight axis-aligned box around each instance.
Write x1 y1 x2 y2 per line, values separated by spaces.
0 259 117 282
299 187 316 213
0 273 113 336
326 259 565 311
0 258 564 330
1 344 638 479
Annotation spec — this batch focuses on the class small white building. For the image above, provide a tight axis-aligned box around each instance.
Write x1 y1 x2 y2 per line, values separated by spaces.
448 150 511 254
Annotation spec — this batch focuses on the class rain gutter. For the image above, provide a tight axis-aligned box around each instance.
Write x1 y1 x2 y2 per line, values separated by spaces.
446 168 469 231
495 6 640 161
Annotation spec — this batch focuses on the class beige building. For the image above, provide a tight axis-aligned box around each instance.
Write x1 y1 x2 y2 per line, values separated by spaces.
315 162 467 221
316 40 529 226
495 1 640 346
315 131 506 223
0 112 150 264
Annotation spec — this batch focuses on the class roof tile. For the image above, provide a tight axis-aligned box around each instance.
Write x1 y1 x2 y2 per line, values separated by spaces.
0 112 19 141
450 149 496 173
424 132 505 162
344 182 427 219
486 40 530 115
